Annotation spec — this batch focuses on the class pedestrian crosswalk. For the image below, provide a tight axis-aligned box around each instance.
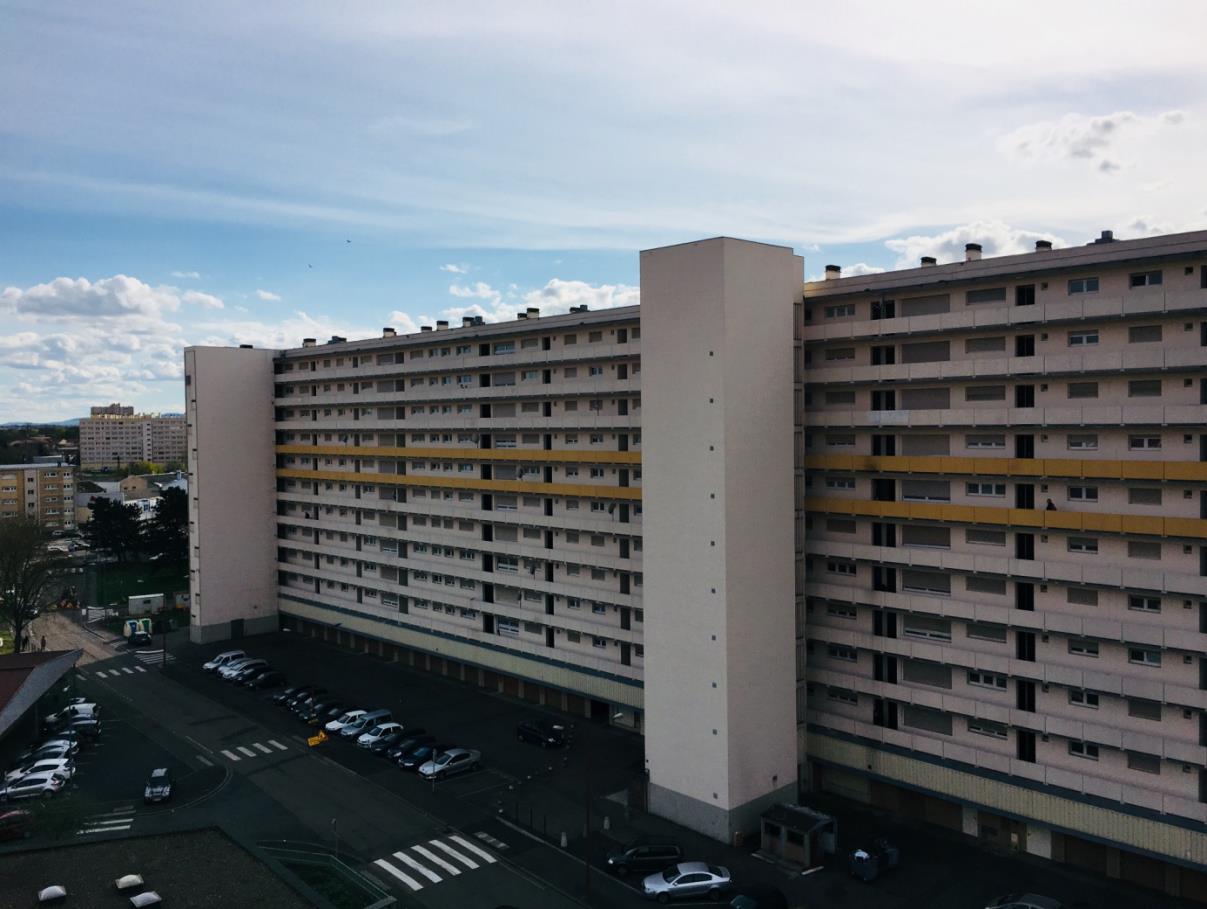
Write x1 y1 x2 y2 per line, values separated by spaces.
133 650 177 665
77 804 135 836
219 739 289 762
90 665 148 678
372 834 497 893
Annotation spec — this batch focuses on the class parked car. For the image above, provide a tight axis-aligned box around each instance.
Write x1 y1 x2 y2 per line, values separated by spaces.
325 709 367 734
418 747 481 780
606 839 684 876
128 630 153 647
0 771 67 802
985 896 1063 909
273 684 316 706
4 758 75 784
642 862 731 903
203 650 246 672
143 767 173 804
357 721 403 748
301 701 347 726
226 660 269 683
516 719 567 748
366 730 408 755
16 741 76 765
386 734 434 762
397 740 449 771
340 708 391 739
0 809 32 841
728 884 788 909
244 669 285 690
216 657 257 679
62 718 102 740
848 839 899 882
288 688 329 713
42 702 98 731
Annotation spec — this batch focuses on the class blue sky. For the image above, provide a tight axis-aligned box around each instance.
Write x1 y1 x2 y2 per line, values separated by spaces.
2 1 1206 420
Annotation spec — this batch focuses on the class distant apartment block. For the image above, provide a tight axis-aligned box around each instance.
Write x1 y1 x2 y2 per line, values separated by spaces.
187 230 1207 901
79 404 186 468
0 463 76 531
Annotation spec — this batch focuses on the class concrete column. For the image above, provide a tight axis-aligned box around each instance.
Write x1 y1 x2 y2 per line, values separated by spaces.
961 804 978 837
1025 823 1051 859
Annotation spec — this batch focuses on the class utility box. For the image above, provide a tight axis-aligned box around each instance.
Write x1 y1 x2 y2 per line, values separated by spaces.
128 594 165 616
124 618 153 638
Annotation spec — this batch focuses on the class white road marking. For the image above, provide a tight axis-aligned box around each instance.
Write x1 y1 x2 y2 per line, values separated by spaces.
253 742 272 754
431 839 478 869
373 858 423 892
451 835 497 863
121 667 134 675
93 671 108 678
412 844 460 876
196 755 213 767
78 822 131 835
392 850 442 883
220 749 241 762
134 666 147 673
268 739 288 751
236 746 257 757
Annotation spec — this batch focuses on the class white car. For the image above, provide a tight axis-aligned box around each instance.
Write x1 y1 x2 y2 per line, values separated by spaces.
0 771 67 801
418 748 481 780
18 740 77 763
324 709 366 734
5 758 75 784
43 702 98 729
356 722 403 748
219 658 264 680
203 650 245 672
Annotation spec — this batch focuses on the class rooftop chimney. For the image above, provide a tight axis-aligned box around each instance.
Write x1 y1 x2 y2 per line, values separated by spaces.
382 327 396 338
920 256 937 267
462 316 474 327
517 312 528 320
238 343 253 349
526 307 539 318
420 325 433 332
824 264 841 280
1092 229 1115 245
965 243 982 262
328 335 345 344
1034 240 1053 252
436 320 449 330
302 338 316 348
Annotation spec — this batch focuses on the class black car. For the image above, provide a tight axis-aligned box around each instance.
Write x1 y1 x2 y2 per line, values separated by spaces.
245 670 285 690
62 718 102 740
303 702 347 726
289 689 329 713
367 731 408 755
386 734 434 762
397 741 451 771
272 685 314 706
516 719 567 748
128 630 153 647
231 663 272 684
605 840 684 875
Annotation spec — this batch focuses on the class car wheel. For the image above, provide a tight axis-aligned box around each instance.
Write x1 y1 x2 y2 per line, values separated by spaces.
656 894 670 905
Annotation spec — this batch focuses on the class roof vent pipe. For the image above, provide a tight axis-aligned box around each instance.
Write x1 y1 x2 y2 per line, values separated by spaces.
1092 229 1115 244
965 243 982 262
920 256 937 267
1035 240 1053 252
824 264 841 280
382 327 396 338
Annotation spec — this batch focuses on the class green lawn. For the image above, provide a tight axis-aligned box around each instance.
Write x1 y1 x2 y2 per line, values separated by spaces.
93 560 189 607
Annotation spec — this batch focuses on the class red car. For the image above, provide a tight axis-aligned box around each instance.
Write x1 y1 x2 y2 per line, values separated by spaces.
0 809 32 841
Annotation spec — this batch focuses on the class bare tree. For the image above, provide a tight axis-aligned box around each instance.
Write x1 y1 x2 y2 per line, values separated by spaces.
0 517 67 653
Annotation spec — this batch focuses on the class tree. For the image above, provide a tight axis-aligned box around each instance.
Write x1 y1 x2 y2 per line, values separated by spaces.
83 498 143 562
142 487 187 563
0 518 67 653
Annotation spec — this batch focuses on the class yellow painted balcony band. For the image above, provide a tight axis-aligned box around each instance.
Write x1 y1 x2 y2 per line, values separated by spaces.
803 496 1207 540
277 444 641 465
277 468 643 501
804 454 1207 483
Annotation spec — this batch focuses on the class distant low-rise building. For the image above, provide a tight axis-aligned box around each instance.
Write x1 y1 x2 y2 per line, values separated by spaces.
119 471 187 501
0 463 76 532
79 404 186 469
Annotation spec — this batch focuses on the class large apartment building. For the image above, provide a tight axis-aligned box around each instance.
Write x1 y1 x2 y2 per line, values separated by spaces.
187 231 1207 900
79 404 186 468
0 463 76 531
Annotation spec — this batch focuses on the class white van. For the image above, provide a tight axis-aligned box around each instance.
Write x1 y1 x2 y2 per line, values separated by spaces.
340 709 391 739
325 709 367 734
203 650 245 672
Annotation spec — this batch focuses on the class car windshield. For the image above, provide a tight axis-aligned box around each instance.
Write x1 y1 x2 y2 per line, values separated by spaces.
706 866 723 877
435 753 452 765
662 869 678 882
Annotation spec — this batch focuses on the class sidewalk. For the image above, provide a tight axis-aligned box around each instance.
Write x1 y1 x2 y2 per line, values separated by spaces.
33 610 121 665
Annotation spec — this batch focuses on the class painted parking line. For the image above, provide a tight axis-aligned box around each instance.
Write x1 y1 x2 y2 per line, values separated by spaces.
373 858 423 892
196 754 214 768
253 742 272 754
451 834 498 863
430 839 478 869
268 739 288 751
220 749 241 762
392 850 442 883
236 746 257 758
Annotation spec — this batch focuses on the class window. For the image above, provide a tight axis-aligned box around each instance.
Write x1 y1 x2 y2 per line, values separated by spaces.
826 560 856 576
966 434 1005 449
1068 277 1099 294
1066 587 1098 606
824 347 855 361
588 330 603 342
1067 537 1098 553
825 518 857 534
966 576 1006 595
826 687 858 705
824 476 855 490
1067 382 1098 400
1128 647 1161 667
901 571 951 596
824 390 856 405
1067 486 1098 501
902 525 950 548
1067 330 1099 347
1068 639 1099 657
902 614 952 640
1069 689 1099 708
1129 435 1161 450
1128 324 1163 343
966 287 1007 305
1128 379 1161 398
1129 270 1162 288
966 528 1006 547
826 603 857 619
966 482 1005 497
824 304 855 319
1128 698 1162 720
1127 752 1161 775
588 366 603 376
965 385 1006 402
589 433 604 444
563 334 577 345
1067 433 1098 450
967 669 1007 690
826 643 857 661
1127 541 1161 560
968 718 1008 739
1128 487 1162 505
900 479 949 502
965 336 1006 353
1069 741 1099 760
966 622 1008 642
825 433 856 448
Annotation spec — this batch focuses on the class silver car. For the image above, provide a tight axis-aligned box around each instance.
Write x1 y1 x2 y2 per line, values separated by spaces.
418 748 481 780
642 861 731 903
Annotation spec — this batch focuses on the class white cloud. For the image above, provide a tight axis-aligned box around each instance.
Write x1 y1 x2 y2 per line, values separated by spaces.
439 263 469 274
843 263 885 277
256 289 282 302
448 281 502 305
440 278 639 324
885 221 1065 268
1001 110 1186 176
170 270 200 279
182 290 224 309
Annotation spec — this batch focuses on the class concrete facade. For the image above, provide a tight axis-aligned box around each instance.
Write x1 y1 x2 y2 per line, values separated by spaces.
642 238 801 841
0 463 76 531
184 347 279 643
80 405 186 469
